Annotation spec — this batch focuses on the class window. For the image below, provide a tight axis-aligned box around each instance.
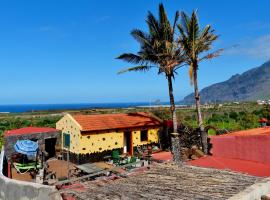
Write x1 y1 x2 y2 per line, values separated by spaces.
63 133 70 148
140 130 148 142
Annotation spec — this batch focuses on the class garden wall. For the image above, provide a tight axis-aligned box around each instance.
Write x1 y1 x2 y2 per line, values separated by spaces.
0 147 62 200
4 130 61 159
210 134 270 164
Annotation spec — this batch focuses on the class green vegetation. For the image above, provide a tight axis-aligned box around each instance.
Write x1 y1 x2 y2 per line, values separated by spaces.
181 103 270 133
0 115 61 149
0 103 269 150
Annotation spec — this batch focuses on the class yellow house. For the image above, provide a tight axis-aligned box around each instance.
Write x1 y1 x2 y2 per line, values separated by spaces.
56 112 162 163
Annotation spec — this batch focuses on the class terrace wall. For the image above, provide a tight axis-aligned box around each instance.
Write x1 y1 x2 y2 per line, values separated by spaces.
210 134 270 164
0 147 62 200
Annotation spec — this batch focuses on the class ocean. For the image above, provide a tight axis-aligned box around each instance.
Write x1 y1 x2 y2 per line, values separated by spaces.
0 102 170 113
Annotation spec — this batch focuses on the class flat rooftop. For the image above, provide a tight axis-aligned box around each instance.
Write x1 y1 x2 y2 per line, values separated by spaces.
62 163 261 200
4 127 58 136
212 127 270 138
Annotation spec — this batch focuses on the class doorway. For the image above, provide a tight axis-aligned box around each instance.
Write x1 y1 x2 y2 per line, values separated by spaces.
45 138 57 158
123 131 133 155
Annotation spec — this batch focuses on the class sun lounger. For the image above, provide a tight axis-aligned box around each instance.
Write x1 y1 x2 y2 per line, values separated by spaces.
13 162 41 174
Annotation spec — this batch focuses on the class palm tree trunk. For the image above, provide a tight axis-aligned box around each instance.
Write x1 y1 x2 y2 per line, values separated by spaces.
167 75 181 163
193 66 208 154
167 75 177 132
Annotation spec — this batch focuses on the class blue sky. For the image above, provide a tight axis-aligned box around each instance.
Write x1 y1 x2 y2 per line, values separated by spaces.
0 0 270 104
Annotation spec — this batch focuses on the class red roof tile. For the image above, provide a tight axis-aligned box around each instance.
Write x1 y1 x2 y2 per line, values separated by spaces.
5 127 58 136
259 118 268 123
72 112 162 132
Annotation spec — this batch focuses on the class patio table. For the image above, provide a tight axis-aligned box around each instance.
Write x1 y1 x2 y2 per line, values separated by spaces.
75 163 104 174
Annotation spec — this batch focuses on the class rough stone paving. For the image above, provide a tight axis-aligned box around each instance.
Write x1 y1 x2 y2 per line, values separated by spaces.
64 163 261 200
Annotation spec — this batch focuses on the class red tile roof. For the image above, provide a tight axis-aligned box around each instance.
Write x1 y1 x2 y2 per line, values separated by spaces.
72 112 162 132
4 127 58 136
259 118 268 123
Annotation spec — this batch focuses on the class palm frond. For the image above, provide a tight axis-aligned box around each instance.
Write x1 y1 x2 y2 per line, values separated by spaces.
190 10 199 41
117 65 152 74
131 29 151 47
199 48 223 61
178 9 220 64
172 11 180 35
146 11 160 38
117 3 184 77
158 3 173 42
116 53 144 64
180 11 190 34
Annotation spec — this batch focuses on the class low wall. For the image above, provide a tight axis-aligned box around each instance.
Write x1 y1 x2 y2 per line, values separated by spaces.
229 177 270 200
210 134 270 164
0 147 62 200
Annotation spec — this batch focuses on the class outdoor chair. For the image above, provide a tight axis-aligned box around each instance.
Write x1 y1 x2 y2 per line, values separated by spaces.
112 150 120 165
129 156 137 163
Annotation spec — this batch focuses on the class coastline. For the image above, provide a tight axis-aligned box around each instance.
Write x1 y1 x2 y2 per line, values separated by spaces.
0 102 173 113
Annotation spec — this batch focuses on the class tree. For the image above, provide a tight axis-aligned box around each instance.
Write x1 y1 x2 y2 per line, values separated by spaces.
178 10 222 154
117 4 184 162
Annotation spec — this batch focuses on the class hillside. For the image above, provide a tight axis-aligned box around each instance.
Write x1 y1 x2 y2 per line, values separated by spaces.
182 61 270 104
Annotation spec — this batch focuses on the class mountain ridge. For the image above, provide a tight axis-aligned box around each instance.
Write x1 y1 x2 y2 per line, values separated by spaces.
181 60 270 104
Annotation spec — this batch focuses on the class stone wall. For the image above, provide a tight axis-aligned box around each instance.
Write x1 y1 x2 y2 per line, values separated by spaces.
229 177 270 200
0 147 62 200
4 131 61 159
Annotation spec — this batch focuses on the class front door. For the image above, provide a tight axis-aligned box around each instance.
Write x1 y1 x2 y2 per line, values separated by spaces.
45 138 57 158
123 131 133 155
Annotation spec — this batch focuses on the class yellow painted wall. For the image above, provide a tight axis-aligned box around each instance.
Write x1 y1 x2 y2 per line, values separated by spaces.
79 128 159 154
79 131 124 154
56 114 161 155
56 114 81 153
132 128 159 147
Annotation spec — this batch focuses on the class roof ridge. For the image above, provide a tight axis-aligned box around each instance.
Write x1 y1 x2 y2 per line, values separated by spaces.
71 112 162 132
72 112 149 117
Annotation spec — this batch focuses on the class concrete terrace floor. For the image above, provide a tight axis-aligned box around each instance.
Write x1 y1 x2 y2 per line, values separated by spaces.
63 163 261 200
12 159 75 182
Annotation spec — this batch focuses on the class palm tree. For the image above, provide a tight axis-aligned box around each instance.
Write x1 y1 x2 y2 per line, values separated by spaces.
117 4 184 162
177 10 222 154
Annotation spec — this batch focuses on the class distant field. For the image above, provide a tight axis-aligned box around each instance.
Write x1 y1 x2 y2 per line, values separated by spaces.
0 102 269 149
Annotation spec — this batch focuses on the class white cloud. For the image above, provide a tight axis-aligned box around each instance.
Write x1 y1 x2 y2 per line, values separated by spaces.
226 34 270 60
